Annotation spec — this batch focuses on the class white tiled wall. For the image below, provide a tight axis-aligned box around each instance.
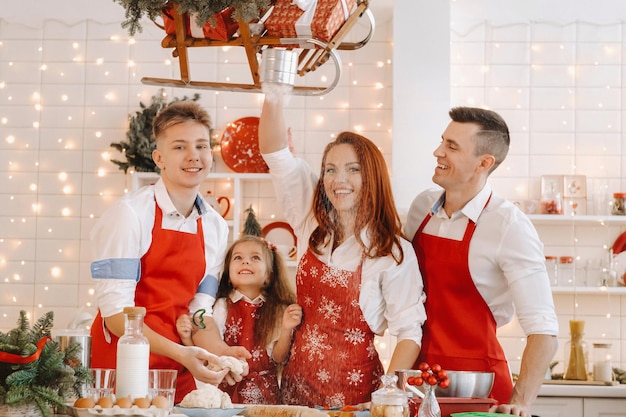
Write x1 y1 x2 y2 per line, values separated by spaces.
0 11 394 342
450 16 626 373
3 1 626 378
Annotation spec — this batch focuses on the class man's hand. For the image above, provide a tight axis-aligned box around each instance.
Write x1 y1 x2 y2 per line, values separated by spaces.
489 403 531 417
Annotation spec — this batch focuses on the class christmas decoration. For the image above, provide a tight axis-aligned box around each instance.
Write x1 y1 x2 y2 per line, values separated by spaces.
109 89 202 174
113 0 273 36
241 205 263 237
0 311 91 417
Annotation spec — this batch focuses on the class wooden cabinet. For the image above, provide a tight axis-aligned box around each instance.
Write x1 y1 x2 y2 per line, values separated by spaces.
531 397 583 417
583 398 626 417
532 396 626 417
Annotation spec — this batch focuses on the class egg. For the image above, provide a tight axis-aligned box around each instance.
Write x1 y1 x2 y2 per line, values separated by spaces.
115 397 133 408
73 397 95 408
151 395 170 409
96 396 114 408
133 396 151 408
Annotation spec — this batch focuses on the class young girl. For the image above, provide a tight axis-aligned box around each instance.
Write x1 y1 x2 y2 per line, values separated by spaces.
177 235 301 404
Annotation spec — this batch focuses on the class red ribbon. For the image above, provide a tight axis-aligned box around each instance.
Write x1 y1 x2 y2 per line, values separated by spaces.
0 336 51 364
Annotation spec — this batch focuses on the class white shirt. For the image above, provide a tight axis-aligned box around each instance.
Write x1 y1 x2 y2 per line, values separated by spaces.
90 178 229 318
261 148 426 346
404 185 558 336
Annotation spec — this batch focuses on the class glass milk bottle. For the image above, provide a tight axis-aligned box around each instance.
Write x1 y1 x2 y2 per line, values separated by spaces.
116 306 150 399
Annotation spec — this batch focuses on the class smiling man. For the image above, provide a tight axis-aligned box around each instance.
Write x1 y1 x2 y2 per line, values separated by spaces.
404 107 559 417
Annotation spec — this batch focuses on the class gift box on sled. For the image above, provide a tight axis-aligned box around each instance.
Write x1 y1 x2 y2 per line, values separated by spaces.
265 0 356 42
162 4 239 41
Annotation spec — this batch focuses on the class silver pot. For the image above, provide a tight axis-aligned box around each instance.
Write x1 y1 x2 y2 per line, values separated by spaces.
260 48 299 86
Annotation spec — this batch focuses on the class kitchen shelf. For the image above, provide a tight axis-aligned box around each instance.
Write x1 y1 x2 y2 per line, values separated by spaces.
528 214 626 225
129 172 298 268
550 286 626 294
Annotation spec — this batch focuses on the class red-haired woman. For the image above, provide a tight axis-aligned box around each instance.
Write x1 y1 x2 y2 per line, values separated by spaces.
258 93 426 408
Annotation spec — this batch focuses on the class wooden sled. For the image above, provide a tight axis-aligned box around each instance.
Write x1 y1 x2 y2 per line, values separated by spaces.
141 0 375 95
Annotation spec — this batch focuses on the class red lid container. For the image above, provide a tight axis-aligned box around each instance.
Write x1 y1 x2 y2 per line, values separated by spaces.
408 397 497 417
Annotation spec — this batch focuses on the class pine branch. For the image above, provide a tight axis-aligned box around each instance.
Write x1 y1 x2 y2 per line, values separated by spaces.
0 311 90 415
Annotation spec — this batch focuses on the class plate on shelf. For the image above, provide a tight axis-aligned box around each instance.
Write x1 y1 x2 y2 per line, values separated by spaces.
262 221 297 260
612 231 626 254
219 117 269 174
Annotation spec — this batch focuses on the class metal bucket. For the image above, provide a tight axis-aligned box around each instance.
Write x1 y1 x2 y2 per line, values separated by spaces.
260 48 299 86
54 330 91 369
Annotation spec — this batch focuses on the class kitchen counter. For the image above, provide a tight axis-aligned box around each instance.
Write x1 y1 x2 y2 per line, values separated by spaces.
539 382 626 397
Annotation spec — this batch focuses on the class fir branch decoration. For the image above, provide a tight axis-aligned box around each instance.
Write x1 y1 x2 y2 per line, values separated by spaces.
113 0 273 36
242 205 264 237
0 311 90 417
109 89 202 174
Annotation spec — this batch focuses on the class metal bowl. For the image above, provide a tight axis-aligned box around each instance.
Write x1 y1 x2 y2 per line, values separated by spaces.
435 370 495 398
395 369 495 399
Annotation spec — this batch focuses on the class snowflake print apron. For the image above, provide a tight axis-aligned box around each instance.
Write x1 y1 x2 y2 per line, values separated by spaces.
280 249 384 408
219 298 280 404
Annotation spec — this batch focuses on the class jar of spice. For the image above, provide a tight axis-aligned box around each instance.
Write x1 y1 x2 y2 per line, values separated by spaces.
592 343 613 382
558 256 575 286
611 193 626 215
540 185 563 215
545 256 558 286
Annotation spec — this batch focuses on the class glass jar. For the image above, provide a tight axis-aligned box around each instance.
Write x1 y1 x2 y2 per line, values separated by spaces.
611 193 626 215
540 184 563 214
116 306 150 399
545 256 558 286
558 256 575 286
592 343 613 382
370 374 409 417
564 320 589 381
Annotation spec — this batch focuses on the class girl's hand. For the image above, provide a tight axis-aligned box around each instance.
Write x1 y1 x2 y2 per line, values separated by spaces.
282 303 303 331
176 314 194 346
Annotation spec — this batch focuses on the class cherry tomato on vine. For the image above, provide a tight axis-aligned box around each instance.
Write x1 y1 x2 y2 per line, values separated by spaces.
431 364 442 373
414 376 424 386
438 379 450 389
407 376 417 385
417 362 430 372
427 375 438 386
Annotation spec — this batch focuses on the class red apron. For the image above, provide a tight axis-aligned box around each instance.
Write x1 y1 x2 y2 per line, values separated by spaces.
91 202 206 404
219 299 280 404
280 249 384 408
411 200 513 404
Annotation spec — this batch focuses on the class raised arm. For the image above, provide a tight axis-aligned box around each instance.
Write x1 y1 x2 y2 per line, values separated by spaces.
258 93 289 154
